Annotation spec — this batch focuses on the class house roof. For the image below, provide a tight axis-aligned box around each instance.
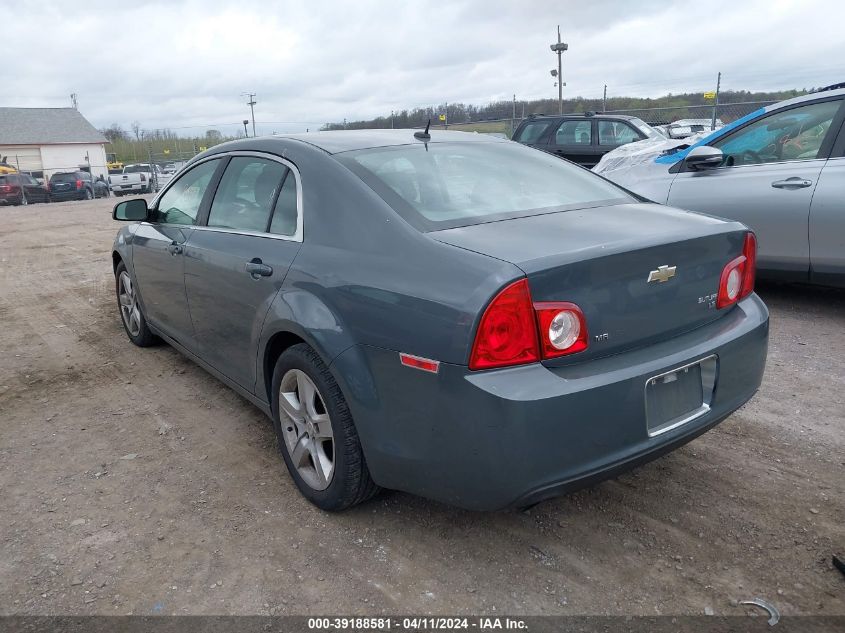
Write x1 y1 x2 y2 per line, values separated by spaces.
0 108 107 145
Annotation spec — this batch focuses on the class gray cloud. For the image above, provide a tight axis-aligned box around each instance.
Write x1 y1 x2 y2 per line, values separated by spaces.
3 0 842 135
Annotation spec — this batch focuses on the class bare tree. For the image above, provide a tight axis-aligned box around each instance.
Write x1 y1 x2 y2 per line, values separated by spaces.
131 121 141 141
101 123 129 143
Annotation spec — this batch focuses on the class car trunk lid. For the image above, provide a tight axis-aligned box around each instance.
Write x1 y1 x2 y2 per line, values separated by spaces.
431 203 750 364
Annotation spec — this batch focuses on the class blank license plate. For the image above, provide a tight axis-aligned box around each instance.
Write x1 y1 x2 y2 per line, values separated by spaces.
645 359 713 437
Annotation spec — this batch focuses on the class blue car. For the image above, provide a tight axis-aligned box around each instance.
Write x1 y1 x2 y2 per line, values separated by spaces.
594 83 845 286
111 130 768 511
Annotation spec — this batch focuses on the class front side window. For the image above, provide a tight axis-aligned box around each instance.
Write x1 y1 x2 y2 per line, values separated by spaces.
153 159 220 225
339 141 632 231
554 120 592 145
207 157 287 232
598 120 640 146
713 100 841 166
513 121 552 144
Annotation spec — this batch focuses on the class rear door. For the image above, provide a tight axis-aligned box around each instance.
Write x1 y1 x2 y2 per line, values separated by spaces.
667 97 844 277
809 119 845 281
183 153 303 392
546 119 597 167
132 158 223 349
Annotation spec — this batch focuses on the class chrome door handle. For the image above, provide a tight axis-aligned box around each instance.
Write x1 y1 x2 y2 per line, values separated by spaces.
771 177 812 189
167 242 183 255
245 259 273 278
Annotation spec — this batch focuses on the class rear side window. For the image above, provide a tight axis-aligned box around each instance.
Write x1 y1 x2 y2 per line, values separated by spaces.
554 120 592 145
207 157 287 232
268 171 298 236
339 141 632 231
513 121 552 144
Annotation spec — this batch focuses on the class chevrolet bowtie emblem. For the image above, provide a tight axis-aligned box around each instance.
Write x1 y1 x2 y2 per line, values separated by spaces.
647 265 677 283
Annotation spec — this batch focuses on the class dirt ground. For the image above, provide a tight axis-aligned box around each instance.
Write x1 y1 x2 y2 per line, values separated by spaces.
0 197 843 617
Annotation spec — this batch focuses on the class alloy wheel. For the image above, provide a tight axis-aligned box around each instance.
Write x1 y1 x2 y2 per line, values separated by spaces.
118 271 141 337
278 369 335 490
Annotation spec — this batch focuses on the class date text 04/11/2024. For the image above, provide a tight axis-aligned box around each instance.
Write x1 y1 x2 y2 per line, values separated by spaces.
307 617 528 630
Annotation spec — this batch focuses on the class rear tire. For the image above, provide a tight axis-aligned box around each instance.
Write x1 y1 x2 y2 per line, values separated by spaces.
271 344 380 511
115 262 158 347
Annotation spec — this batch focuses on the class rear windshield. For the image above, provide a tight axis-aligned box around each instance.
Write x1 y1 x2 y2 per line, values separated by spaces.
50 173 78 182
124 165 150 173
337 141 633 231
0 175 13 184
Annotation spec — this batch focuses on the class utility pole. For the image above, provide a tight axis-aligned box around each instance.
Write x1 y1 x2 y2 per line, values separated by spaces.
711 72 722 131
550 26 568 115
391 110 394 129
444 102 448 130
603 85 607 112
242 92 257 136
243 120 249 137
512 94 516 135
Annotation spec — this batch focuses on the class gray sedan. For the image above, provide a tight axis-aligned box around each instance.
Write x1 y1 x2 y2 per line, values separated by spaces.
594 85 845 287
111 130 768 511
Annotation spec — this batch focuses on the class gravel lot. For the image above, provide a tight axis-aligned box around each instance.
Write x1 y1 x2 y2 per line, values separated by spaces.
1 197 843 617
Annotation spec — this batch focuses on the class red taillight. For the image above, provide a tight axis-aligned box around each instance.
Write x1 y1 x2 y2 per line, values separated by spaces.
740 232 756 299
469 279 589 370
534 302 589 359
717 232 757 309
0 185 10 193
76 179 83 189
469 279 539 370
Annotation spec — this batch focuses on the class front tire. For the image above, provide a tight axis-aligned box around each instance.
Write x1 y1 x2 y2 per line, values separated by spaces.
115 262 158 347
271 344 380 511
83 188 93 200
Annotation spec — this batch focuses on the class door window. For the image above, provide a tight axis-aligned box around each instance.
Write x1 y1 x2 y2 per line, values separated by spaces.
207 157 287 232
554 120 592 145
598 120 640 146
713 100 841 166
153 159 220 225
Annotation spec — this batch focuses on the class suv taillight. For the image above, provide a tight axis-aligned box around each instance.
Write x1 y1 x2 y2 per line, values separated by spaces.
717 232 757 309
76 179 83 189
469 279 588 370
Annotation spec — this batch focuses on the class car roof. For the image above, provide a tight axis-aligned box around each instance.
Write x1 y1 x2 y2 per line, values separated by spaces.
525 113 640 121
276 129 508 154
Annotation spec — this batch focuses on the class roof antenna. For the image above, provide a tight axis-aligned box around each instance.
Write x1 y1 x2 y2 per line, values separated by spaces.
414 119 431 141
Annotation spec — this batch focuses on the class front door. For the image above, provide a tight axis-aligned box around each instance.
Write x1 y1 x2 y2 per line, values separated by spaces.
667 98 844 276
184 155 303 392
131 158 222 348
546 119 597 167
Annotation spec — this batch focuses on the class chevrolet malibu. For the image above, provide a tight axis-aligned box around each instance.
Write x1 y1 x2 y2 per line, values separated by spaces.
111 130 769 511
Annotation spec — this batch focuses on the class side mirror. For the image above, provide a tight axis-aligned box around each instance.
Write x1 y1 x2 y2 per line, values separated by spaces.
113 198 149 221
684 145 724 171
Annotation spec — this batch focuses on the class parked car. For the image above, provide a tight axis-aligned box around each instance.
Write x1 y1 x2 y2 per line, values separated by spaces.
0 172 50 205
655 118 725 139
111 130 768 511
110 164 156 196
594 83 845 286
512 112 663 168
48 171 94 201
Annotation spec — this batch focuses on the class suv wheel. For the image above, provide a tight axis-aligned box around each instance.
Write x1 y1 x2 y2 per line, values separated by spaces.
271 344 380 511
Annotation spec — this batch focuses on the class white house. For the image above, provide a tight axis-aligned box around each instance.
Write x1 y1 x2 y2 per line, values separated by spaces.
0 107 108 181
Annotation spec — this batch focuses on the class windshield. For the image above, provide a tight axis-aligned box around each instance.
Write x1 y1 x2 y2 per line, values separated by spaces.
338 141 633 231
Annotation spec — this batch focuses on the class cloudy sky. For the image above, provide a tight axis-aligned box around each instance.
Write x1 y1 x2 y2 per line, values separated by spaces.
3 0 843 136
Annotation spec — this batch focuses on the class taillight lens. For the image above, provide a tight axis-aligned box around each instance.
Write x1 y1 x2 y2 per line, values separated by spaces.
534 302 589 358
76 179 82 189
469 279 539 370
469 280 589 370
717 232 757 309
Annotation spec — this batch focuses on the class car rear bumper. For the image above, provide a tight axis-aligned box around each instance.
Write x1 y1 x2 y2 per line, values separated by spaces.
332 293 769 510
49 190 83 200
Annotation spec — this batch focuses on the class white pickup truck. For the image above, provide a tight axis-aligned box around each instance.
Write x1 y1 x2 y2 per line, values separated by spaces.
109 164 170 196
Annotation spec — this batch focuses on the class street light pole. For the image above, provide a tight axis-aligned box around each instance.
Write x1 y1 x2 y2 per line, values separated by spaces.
243 120 249 138
242 92 257 137
550 25 568 115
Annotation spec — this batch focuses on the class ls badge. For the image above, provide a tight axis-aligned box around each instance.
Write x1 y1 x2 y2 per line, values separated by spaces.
647 265 677 283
